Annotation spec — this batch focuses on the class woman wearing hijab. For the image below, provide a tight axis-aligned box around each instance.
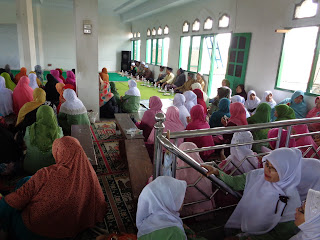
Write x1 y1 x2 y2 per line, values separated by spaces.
136 176 187 240
99 78 118 119
278 90 307 119
1 72 16 91
292 124 318 158
245 90 261 115
50 69 64 83
34 65 43 84
12 76 34 115
4 64 15 83
58 89 90 135
65 70 76 89
55 82 65 114
110 82 120 105
274 104 296 121
247 103 272 152
176 142 216 218
14 67 27 84
173 93 190 128
0 136 107 240
99 67 109 82
191 82 209 106
184 90 197 113
196 72 205 91
0 76 13 117
137 96 163 140
267 128 297 150
28 73 39 90
222 79 231 88
29 71 43 87
203 148 302 240
120 80 141 113
209 98 230 128
306 96 320 132
23 105 63 174
193 89 207 115
209 86 231 113
16 88 46 128
185 105 215 161
44 74 60 106
219 131 259 175
148 106 185 146
231 95 250 118
290 189 320 240
55 68 66 83
261 91 277 109
235 84 247 100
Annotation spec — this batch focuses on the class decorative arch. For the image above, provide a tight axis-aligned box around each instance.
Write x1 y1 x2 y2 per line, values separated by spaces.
218 14 230 28
294 0 318 19
182 21 190 33
157 27 163 35
147 28 151 36
152 28 156 36
192 19 200 32
164 25 169 35
204 17 213 30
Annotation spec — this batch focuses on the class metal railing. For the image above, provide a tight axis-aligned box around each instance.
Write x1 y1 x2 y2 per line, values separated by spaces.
152 113 320 219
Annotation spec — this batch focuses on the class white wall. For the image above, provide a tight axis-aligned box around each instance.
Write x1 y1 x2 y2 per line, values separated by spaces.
131 0 320 108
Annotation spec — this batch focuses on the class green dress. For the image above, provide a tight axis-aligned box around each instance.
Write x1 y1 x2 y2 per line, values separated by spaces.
58 112 90 135
110 82 120 105
247 103 271 153
121 95 141 113
217 170 298 240
23 127 63 174
138 226 186 240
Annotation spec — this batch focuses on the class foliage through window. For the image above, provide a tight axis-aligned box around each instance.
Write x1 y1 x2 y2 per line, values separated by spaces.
294 0 318 19
146 38 170 66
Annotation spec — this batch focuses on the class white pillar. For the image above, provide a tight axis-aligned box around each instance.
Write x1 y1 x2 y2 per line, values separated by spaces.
35 5 44 68
16 0 37 71
74 0 99 114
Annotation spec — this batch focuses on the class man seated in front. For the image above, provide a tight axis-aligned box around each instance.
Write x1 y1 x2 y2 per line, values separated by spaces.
137 61 145 77
156 67 175 88
143 65 154 81
175 72 196 93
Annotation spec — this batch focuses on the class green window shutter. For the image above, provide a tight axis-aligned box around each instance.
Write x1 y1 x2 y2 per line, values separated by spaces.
131 41 135 60
225 33 252 93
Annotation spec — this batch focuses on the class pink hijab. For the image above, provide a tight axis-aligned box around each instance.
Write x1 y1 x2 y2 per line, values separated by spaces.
185 104 215 160
176 142 215 218
193 89 207 115
293 124 318 158
268 128 296 149
65 70 76 89
50 70 64 83
229 102 248 126
307 96 320 131
148 106 185 146
12 76 34 114
141 96 163 127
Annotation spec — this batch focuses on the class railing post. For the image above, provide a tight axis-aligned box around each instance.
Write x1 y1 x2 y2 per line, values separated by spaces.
275 127 282 149
285 126 292 147
153 112 166 179
171 138 179 178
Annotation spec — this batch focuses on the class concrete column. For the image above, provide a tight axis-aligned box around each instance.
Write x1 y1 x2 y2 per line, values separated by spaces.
16 0 37 71
74 0 99 114
35 5 44 67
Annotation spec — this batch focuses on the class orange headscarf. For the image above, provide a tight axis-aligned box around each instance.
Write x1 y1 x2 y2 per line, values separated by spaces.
15 67 27 83
5 136 107 238
56 83 65 113
99 67 109 83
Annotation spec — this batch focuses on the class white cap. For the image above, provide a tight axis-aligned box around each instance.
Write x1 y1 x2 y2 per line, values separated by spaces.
131 63 135 66
142 61 145 65
144 65 149 68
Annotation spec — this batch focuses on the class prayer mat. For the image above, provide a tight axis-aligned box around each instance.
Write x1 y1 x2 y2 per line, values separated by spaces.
91 121 124 142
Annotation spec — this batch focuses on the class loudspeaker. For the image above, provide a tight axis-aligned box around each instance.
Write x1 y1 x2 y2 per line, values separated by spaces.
121 62 130 71
122 51 131 62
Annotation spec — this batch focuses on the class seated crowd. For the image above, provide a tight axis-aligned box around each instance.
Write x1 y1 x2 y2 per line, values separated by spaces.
0 62 320 240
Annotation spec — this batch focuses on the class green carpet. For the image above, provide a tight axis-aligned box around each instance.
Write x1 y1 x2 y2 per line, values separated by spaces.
109 72 130 82
114 81 174 100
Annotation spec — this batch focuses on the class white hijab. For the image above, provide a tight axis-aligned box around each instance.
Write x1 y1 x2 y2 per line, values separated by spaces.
297 158 320 201
28 73 39 90
136 176 187 238
245 90 261 111
0 76 13 117
125 79 141 97
226 148 302 235
290 189 320 240
261 91 277 108
183 91 197 113
191 83 208 102
173 93 190 127
59 89 87 115
231 95 250 118
224 131 259 175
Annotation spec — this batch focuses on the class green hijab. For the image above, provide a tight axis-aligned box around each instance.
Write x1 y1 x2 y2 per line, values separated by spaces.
1 72 16 91
275 104 296 121
110 82 120 101
30 105 61 152
247 103 271 124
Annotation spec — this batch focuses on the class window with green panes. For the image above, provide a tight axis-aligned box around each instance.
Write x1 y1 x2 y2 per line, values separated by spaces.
146 38 170 66
131 40 141 61
276 26 320 95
